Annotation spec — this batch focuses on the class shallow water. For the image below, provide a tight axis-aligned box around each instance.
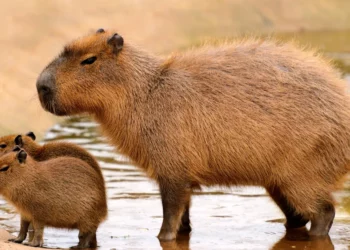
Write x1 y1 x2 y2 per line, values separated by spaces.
2 89 350 249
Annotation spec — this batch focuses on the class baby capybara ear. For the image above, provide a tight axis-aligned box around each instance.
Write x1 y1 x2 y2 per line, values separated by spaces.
14 135 23 147
13 146 21 152
26 132 36 141
107 33 124 54
16 150 27 164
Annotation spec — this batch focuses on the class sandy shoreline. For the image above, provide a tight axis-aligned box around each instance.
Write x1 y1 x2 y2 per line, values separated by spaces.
0 230 46 250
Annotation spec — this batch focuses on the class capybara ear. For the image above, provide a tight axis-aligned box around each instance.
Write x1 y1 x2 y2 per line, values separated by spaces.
107 33 124 54
26 132 36 141
14 135 23 147
13 146 21 152
17 150 27 164
96 28 105 34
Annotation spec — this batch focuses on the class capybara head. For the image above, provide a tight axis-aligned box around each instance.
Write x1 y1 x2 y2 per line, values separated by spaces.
36 29 127 116
0 149 28 190
0 132 36 156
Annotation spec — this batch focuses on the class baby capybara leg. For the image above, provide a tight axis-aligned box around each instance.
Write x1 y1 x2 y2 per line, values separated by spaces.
27 221 44 247
74 230 97 248
309 196 335 237
178 202 191 233
157 181 192 241
27 222 34 243
9 218 30 243
267 187 309 228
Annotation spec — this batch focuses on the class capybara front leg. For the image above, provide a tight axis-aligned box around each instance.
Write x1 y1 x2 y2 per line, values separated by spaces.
73 231 97 248
309 199 335 237
9 217 30 243
267 187 309 228
28 220 44 247
157 181 191 241
178 202 192 233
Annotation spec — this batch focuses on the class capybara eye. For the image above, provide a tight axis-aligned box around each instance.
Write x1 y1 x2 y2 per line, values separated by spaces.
81 56 97 66
0 166 9 172
0 144 6 149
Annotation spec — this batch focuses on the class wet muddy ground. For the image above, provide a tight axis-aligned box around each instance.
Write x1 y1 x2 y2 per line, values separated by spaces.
1 82 350 249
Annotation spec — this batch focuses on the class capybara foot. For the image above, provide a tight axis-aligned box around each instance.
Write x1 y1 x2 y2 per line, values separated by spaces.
24 238 43 247
9 218 30 243
285 215 309 229
309 202 335 236
157 230 177 241
267 187 309 229
27 221 44 247
178 223 192 234
8 236 25 243
75 231 97 248
8 229 27 243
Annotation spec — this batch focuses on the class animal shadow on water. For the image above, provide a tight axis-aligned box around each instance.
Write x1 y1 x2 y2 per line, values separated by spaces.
157 228 334 250
271 228 334 250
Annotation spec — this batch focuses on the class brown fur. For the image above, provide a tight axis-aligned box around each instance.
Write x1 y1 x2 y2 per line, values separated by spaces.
0 150 107 248
37 30 350 240
0 133 105 245
0 133 103 179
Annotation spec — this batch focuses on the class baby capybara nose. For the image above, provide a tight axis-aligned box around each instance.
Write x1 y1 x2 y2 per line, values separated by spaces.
36 71 55 98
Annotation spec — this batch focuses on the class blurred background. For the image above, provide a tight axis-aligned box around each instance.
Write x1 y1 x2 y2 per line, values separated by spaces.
1 1 350 249
1 0 350 138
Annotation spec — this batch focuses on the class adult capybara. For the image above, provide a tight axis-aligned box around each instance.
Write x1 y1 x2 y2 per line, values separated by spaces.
0 132 105 244
0 148 107 248
36 29 350 241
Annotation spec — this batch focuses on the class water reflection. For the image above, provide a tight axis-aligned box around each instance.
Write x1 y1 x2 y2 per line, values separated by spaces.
158 229 336 250
272 228 334 250
159 234 191 250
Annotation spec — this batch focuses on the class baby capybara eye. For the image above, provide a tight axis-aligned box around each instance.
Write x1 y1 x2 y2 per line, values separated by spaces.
0 144 6 149
0 166 9 172
81 56 97 65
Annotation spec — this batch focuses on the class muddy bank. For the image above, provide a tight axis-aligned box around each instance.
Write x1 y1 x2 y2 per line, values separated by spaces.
0 229 31 250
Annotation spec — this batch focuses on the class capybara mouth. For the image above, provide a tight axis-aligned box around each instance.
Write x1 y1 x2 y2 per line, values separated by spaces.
38 95 67 116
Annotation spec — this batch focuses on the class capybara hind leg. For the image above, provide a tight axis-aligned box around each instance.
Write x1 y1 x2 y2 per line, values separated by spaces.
267 187 309 228
73 231 97 248
178 202 191 233
158 181 191 241
9 217 30 243
27 221 44 247
309 199 335 237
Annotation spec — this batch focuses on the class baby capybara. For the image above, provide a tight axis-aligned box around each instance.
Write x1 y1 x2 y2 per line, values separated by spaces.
0 131 103 179
36 29 350 241
0 132 105 244
0 149 107 248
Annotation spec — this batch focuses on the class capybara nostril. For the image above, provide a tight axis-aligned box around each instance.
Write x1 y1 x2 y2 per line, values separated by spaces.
38 85 50 95
36 71 55 97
